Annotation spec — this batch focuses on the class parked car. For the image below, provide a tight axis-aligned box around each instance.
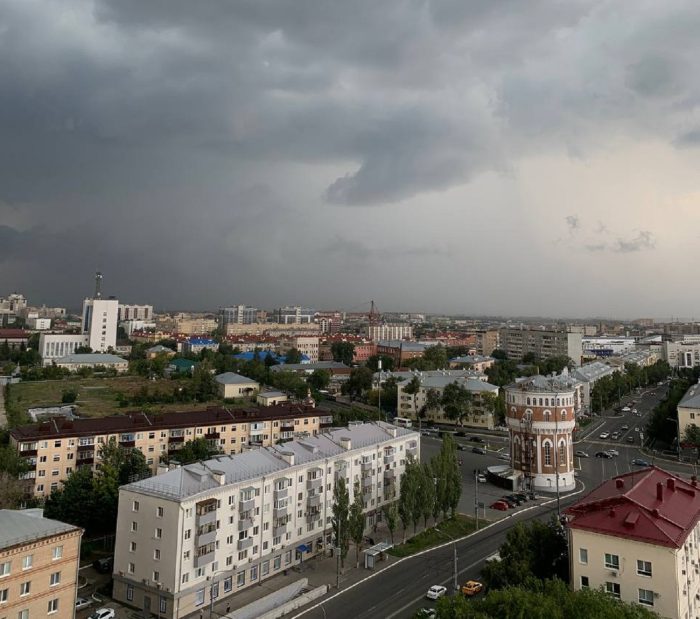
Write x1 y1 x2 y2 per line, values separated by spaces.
75 597 92 611
621 425 629 431
455 431 467 437
417 609 437 619
457 444 467 451
476 474 487 483
92 557 113 574
606 449 620 457
595 451 613 458
632 458 651 466
610 432 620 440
489 500 510 511
621 406 631 412
575 450 589 458
462 580 484 596
426 585 447 600
501 496 521 507
626 436 635 443
599 432 610 439
513 492 529 502
472 447 485 455
89 609 116 619
469 436 485 443
632 408 638 414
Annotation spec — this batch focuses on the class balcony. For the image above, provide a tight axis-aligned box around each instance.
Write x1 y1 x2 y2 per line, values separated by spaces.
195 505 217 527
237 537 254 551
24 459 37 470
306 478 323 491
119 439 136 448
281 422 295 431
77 457 94 466
362 475 373 488
360 460 372 471
307 495 321 508
384 469 395 481
205 431 220 440
196 529 217 546
273 487 288 500
168 435 185 443
362 485 373 497
239 498 255 512
383 453 395 465
77 444 95 453
194 550 215 568
306 511 321 524
273 505 288 519
20 449 37 457
273 523 288 538
406 446 418 458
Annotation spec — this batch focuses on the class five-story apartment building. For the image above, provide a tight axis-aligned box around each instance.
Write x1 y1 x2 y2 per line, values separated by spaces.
112 422 419 619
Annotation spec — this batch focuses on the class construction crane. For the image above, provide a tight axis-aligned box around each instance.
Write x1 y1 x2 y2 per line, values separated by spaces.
368 299 381 327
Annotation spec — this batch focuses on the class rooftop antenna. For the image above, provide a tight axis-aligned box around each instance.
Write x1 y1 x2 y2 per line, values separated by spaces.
94 271 103 299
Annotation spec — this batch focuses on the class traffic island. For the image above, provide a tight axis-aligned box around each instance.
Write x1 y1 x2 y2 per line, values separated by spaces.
387 515 479 558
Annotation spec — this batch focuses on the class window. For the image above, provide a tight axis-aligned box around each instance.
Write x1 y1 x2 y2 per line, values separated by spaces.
0 562 9 577
544 443 551 466
154 550 160 561
18 610 29 619
21 556 32 570
181 574 189 584
132 501 140 512
47 598 59 614
559 443 565 464
153 571 159 582
51 546 63 561
638 588 654 606
237 572 246 587
20 582 30 596
262 560 270 576
130 542 136 552
637 560 652 577
155 528 162 539
156 506 164 518
184 529 191 540
50 571 60 586
159 597 167 614
195 588 205 606
0 588 7 602
127 584 134 601
131 521 138 532
128 563 135 574
605 582 620 598
224 576 232 592
273 556 281 570
604 553 619 570
579 548 588 564
251 565 258 581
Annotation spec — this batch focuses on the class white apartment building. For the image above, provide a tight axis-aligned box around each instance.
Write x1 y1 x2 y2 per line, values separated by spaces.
567 467 700 619
365 324 414 342
499 327 583 366
112 422 419 619
663 341 700 369
218 305 258 327
119 304 154 321
279 336 320 362
82 297 119 351
38 333 90 366
277 306 315 324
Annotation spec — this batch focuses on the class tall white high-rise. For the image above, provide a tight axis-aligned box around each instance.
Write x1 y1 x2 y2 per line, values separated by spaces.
81 272 119 352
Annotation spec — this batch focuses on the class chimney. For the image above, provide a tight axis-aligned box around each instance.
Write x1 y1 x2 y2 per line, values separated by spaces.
278 451 295 466
211 469 226 485
339 436 352 451
667 478 676 491
615 478 624 489
657 482 664 501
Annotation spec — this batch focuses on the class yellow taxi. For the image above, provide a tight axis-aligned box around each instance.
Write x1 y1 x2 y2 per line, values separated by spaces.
461 580 483 596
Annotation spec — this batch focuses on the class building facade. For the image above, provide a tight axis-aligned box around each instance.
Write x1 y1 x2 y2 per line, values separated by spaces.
365 324 414 342
279 336 320 362
55 353 129 373
214 373 260 399
277 306 315 324
567 467 700 619
82 297 119 352
11 405 334 498
38 333 90 366
111 422 419 619
505 375 578 493
218 306 258 327
0 509 82 619
119 304 154 321
499 327 583 366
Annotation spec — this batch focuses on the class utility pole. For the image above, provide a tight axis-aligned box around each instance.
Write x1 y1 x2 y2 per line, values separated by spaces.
377 358 382 422
336 517 341 590
453 541 458 595
474 469 480 531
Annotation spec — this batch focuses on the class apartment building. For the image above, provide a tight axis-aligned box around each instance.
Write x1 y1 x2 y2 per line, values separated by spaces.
82 296 119 352
119 304 154 321
394 371 499 429
365 324 413 342
10 405 334 498
111 422 419 619
218 306 259 327
567 467 700 619
448 355 495 372
677 383 700 438
278 336 320 362
277 306 315 324
499 327 583 365
0 509 82 619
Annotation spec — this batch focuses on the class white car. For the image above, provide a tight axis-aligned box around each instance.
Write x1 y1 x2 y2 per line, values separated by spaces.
632 408 638 414
89 609 116 619
426 585 447 600
606 449 620 457
477 474 487 483
75 597 92 611
622 406 631 412
599 432 610 439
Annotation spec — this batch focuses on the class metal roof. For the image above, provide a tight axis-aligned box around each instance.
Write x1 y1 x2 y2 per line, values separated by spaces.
0 510 79 550
56 353 127 364
215 372 259 385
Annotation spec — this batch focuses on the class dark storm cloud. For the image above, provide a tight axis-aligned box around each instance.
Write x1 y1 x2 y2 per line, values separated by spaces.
0 0 698 311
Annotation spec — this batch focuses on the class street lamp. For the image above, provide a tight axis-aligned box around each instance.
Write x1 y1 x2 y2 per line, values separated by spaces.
206 570 232 619
434 528 458 595
377 359 382 421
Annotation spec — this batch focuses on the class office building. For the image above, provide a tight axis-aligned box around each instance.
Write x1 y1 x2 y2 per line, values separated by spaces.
277 306 315 324
365 324 413 342
0 509 82 619
11 405 333 497
119 304 154 321
567 467 700 619
218 306 259 327
39 333 90 366
111 422 419 618
82 296 119 352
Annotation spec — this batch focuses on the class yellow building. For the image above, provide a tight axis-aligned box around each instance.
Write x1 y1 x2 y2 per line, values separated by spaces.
10 405 333 498
567 467 700 619
0 509 82 619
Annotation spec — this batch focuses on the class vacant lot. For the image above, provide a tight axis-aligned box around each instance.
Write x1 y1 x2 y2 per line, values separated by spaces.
5 376 223 425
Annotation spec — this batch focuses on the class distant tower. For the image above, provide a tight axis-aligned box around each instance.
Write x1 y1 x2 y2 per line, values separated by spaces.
505 375 577 493
94 271 103 299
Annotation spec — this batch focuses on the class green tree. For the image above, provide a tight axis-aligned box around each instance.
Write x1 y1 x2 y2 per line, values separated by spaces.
683 423 700 461
331 341 355 366
175 437 221 465
331 476 351 568
0 471 26 509
307 369 331 391
432 434 461 518
420 388 442 424
403 375 423 428
349 482 366 568
440 382 472 425
284 348 303 364
382 501 398 545
0 444 29 477
270 370 309 399
342 366 373 400
191 361 217 401
44 466 97 533
418 462 436 528
398 460 419 541
98 438 150 485
61 389 78 404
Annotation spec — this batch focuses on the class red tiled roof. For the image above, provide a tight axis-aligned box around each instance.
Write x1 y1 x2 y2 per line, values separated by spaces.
0 329 30 339
9 404 329 441
565 466 700 548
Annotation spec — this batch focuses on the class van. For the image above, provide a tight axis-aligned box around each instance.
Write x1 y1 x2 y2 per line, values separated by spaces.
92 556 113 574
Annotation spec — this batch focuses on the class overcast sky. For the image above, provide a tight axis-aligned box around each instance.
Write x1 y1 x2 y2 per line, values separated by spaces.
2 1 700 319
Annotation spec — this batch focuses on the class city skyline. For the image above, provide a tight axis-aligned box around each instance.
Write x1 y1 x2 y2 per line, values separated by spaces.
2 2 700 317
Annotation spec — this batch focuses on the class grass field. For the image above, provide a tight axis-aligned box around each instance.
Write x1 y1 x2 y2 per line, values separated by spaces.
5 376 228 426
388 515 479 558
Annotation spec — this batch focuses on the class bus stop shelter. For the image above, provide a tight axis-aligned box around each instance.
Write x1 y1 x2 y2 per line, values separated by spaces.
363 542 393 569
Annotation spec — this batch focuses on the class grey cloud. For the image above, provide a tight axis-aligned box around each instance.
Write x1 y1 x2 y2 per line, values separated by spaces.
565 215 580 232
613 230 656 253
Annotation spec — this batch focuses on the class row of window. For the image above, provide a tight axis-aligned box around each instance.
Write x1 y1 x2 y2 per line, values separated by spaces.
1 599 60 617
0 571 62 600
579 549 652 576
580 578 654 606
0 547 63 577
